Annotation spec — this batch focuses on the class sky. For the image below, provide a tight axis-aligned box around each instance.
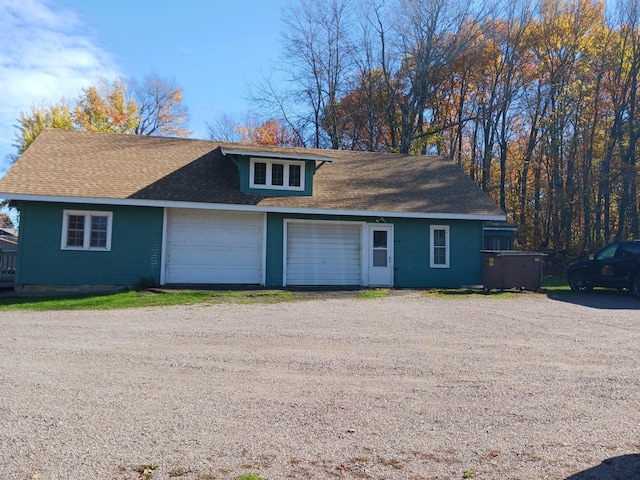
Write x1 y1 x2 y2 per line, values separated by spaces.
0 0 291 175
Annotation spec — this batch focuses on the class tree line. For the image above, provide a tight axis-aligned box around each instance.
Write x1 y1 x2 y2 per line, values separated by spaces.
241 0 640 259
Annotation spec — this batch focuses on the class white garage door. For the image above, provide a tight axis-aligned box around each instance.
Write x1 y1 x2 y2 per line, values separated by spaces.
286 221 362 286
165 209 264 284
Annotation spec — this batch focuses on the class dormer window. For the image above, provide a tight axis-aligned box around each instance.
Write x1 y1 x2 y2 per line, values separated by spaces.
250 158 305 191
254 162 267 185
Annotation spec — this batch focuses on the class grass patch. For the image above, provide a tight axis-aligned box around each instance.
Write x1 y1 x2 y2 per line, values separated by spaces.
209 289 297 303
168 467 192 477
422 288 520 298
422 275 571 298
234 474 266 480
0 289 300 311
356 288 392 299
541 275 570 291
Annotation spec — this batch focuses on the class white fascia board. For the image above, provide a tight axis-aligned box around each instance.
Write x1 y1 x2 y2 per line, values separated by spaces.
220 148 334 163
484 226 518 231
3 192 506 222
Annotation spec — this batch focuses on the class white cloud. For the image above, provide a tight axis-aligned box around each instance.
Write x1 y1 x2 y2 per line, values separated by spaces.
0 0 121 171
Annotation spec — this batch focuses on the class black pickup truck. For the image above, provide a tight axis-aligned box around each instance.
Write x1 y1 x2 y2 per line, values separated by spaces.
568 240 640 297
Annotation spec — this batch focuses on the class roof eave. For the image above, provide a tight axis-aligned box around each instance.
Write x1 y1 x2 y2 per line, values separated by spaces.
1 193 506 222
220 147 334 163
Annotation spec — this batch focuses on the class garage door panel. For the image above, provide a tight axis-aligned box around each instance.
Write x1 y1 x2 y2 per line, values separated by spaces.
166 265 260 284
286 222 362 286
286 263 360 281
171 225 262 243
168 246 259 265
165 209 264 284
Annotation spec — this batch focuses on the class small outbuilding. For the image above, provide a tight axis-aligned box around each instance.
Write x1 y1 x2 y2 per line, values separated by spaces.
0 129 506 292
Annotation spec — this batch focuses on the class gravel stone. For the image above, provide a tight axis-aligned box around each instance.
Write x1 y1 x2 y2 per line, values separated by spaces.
1 292 640 479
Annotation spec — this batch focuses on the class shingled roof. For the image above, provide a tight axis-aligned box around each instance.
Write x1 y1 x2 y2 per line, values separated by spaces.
0 129 505 219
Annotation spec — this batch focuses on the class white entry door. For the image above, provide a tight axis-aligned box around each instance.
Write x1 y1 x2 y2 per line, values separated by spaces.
368 224 394 287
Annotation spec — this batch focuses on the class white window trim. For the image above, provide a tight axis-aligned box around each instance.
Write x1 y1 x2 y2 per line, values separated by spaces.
430 225 450 268
249 158 305 191
61 210 113 251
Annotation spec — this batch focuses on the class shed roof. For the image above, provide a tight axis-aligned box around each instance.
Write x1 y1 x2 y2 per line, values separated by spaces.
0 129 505 219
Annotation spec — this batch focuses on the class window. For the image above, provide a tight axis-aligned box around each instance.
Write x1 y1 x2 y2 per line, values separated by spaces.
272 163 284 186
288 164 301 187
372 230 388 267
626 242 640 255
61 210 113 251
430 225 450 268
90 215 109 248
66 215 85 247
484 235 511 250
250 158 305 191
596 244 617 260
253 162 267 185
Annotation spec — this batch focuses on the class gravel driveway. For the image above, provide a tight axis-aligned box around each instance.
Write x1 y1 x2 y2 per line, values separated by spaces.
1 291 639 480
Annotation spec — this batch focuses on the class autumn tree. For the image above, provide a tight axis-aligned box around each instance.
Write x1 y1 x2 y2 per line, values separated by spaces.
74 78 139 133
321 68 396 151
0 213 14 228
14 74 190 156
392 0 495 153
240 119 301 146
207 114 300 147
14 101 74 155
532 0 606 249
609 0 640 242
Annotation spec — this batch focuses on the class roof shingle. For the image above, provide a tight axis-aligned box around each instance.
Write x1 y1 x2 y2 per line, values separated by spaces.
0 129 505 218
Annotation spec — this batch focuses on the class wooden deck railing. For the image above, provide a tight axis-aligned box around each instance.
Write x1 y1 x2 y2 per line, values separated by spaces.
0 250 16 283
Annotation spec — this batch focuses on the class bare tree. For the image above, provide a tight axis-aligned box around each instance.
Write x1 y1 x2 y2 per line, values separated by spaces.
248 75 309 147
206 113 247 142
130 73 191 137
253 0 356 149
390 0 494 153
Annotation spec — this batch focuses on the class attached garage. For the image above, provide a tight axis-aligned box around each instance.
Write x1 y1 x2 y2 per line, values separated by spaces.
285 221 362 286
164 209 264 284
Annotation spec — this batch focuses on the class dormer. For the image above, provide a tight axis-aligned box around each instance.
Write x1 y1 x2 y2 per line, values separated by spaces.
220 147 333 196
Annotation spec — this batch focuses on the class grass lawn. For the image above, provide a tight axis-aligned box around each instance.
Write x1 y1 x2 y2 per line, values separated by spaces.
422 275 569 298
0 277 569 312
0 289 301 311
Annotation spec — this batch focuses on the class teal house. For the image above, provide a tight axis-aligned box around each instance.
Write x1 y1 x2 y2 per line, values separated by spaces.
0 129 506 292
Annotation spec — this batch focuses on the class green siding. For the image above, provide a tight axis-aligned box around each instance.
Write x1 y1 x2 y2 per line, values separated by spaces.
235 156 315 196
265 214 285 287
393 219 483 287
266 213 484 288
16 202 485 289
16 201 163 287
